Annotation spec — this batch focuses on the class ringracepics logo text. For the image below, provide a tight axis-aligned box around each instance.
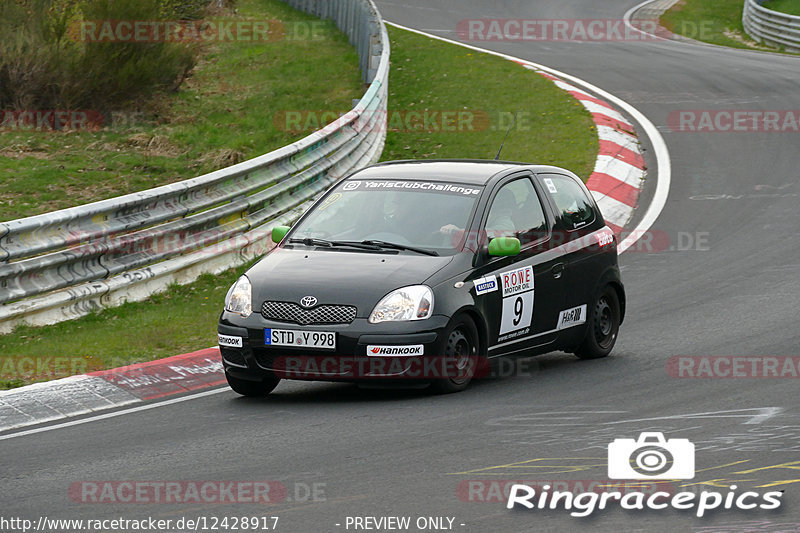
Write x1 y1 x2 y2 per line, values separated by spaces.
506 482 783 517
506 433 784 517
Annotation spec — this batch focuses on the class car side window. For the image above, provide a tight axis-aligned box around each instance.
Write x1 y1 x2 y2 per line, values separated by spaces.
484 178 547 246
540 174 596 230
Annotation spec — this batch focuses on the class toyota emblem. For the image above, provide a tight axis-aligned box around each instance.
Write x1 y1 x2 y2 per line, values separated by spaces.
300 296 318 308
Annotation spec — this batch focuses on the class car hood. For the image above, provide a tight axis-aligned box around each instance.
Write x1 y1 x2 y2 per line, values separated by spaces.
246 247 454 316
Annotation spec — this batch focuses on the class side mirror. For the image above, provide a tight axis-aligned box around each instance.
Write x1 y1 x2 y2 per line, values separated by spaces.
271 225 290 244
488 236 521 257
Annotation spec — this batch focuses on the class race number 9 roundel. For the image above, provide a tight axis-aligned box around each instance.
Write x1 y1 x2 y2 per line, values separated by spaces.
498 266 534 335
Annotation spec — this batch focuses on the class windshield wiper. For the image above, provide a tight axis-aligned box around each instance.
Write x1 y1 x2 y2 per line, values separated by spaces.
288 237 381 251
289 237 332 247
360 240 439 256
289 237 438 255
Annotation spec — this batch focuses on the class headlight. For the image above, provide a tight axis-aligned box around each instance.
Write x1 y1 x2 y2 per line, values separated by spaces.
368 285 434 323
224 275 252 318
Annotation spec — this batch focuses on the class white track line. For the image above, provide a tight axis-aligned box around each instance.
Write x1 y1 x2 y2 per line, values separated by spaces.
0 387 229 441
385 21 671 254
623 0 674 43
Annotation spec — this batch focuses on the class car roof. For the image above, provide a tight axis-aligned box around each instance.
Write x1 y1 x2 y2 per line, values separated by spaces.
350 159 574 186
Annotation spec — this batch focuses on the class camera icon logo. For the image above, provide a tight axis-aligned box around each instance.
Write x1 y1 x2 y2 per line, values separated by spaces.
608 432 695 480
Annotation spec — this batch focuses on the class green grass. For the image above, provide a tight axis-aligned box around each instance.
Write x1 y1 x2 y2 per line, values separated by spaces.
661 0 797 52
0 26 599 390
0 0 362 222
763 0 800 16
381 28 598 180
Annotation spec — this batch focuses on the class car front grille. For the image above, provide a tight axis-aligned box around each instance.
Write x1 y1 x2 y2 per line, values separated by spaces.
260 301 357 325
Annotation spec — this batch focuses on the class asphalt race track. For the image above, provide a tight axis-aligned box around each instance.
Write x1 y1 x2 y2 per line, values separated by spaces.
3 1 800 531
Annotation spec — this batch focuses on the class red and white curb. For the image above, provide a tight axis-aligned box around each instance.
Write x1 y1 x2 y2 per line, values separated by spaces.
0 348 224 433
518 65 646 235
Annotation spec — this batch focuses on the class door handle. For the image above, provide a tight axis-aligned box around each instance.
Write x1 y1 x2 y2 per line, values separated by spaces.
552 262 565 279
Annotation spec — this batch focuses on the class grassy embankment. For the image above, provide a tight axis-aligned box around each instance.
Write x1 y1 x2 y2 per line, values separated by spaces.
0 0 362 221
661 0 800 52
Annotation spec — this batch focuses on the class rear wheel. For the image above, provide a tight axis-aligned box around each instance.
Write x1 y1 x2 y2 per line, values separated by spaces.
574 286 620 360
225 372 280 397
431 316 481 394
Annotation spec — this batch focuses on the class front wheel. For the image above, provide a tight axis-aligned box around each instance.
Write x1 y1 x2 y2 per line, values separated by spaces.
574 286 620 360
226 372 280 397
431 316 481 394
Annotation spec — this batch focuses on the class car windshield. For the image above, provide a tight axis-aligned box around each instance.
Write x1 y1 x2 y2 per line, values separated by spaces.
289 178 484 255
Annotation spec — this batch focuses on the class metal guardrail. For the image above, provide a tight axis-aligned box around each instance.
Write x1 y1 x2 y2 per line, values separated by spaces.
743 0 800 52
0 0 390 333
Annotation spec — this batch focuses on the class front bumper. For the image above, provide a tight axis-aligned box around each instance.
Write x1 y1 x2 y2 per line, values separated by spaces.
218 313 451 383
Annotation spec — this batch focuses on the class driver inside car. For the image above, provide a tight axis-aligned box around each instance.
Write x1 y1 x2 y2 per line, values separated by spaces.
439 187 517 240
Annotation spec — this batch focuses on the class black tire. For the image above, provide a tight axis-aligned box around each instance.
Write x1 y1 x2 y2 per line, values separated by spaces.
226 372 280 397
431 316 481 394
574 285 620 360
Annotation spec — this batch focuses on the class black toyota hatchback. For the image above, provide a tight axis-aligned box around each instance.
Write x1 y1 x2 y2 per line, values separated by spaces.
218 160 625 395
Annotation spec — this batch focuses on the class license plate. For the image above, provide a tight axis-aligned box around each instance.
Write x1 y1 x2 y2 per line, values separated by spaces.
265 328 336 350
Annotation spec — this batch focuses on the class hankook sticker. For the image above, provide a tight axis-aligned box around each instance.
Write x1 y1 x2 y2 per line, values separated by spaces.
367 345 424 356
218 334 243 348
